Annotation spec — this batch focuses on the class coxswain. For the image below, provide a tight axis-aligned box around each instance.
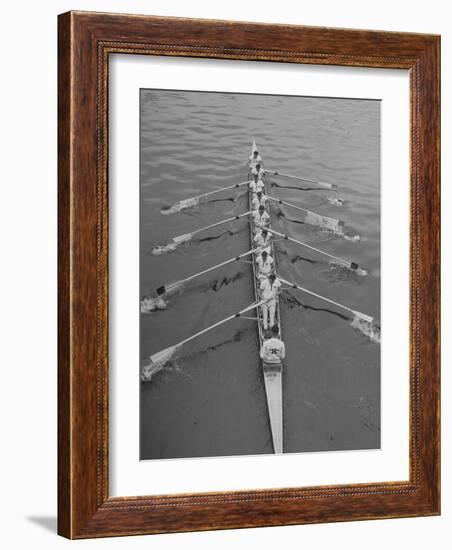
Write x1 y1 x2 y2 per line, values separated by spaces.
260 273 281 330
252 204 270 228
256 249 274 279
260 326 285 364
249 173 265 195
253 228 272 254
251 190 267 210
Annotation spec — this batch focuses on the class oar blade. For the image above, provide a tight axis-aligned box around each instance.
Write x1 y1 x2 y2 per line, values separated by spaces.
152 242 178 255
351 312 380 343
327 259 367 277
141 279 189 313
152 233 192 255
269 196 345 233
355 267 368 277
304 211 344 233
319 181 338 191
141 346 177 381
161 197 199 215
348 262 367 277
141 294 168 313
327 196 344 206
173 233 192 245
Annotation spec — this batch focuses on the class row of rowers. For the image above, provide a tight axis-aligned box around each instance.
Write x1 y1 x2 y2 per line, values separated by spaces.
248 148 286 365
249 152 270 239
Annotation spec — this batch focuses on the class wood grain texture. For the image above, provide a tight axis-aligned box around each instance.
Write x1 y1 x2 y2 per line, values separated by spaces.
57 10 440 539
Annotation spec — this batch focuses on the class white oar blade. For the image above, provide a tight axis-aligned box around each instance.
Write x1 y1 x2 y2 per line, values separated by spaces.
355 267 368 276
353 311 373 325
152 243 178 255
141 295 168 313
304 211 344 233
328 259 367 277
152 233 192 255
344 234 361 243
140 279 194 314
161 197 199 215
318 181 337 191
327 196 344 206
351 312 380 343
173 233 192 245
141 347 177 381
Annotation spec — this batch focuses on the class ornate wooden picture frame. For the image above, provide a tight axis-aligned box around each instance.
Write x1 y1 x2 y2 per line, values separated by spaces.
58 11 440 538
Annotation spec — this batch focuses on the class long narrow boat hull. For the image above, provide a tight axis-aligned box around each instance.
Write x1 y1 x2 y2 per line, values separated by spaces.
249 140 283 454
263 363 283 453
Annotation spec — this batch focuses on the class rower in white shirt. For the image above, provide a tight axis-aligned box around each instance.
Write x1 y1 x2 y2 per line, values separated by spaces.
260 273 281 330
251 190 267 210
253 228 272 254
251 162 265 180
252 205 270 229
260 326 286 364
248 149 262 168
249 173 265 194
256 250 274 279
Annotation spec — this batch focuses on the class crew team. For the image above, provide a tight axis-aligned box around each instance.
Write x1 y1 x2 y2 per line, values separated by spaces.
248 148 285 365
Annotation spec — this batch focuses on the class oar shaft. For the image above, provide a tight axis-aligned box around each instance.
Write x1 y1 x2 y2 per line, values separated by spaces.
175 300 266 349
265 170 335 190
189 211 251 237
190 180 250 201
267 196 338 224
267 195 309 215
279 277 368 320
271 229 353 268
166 248 260 291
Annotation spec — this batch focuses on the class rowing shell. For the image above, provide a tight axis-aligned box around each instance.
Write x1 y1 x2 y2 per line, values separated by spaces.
249 140 283 454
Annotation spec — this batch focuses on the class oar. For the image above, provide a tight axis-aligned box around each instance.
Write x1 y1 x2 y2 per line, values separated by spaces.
142 299 267 379
152 211 252 254
278 276 373 325
155 248 263 297
271 229 367 276
161 180 251 214
267 196 344 232
265 170 337 191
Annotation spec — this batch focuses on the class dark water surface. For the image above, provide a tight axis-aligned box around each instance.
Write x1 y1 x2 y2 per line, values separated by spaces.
140 89 380 459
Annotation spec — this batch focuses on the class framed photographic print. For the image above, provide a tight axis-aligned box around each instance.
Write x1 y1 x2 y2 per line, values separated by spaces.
58 11 440 538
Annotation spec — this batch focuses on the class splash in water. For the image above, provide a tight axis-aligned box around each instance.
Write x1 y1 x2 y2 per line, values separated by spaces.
141 271 245 314
281 292 379 343
343 233 361 242
160 197 199 215
324 262 365 282
141 328 250 382
141 295 168 313
351 316 381 343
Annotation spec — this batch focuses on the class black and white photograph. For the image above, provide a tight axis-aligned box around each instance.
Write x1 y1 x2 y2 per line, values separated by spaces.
139 89 381 460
